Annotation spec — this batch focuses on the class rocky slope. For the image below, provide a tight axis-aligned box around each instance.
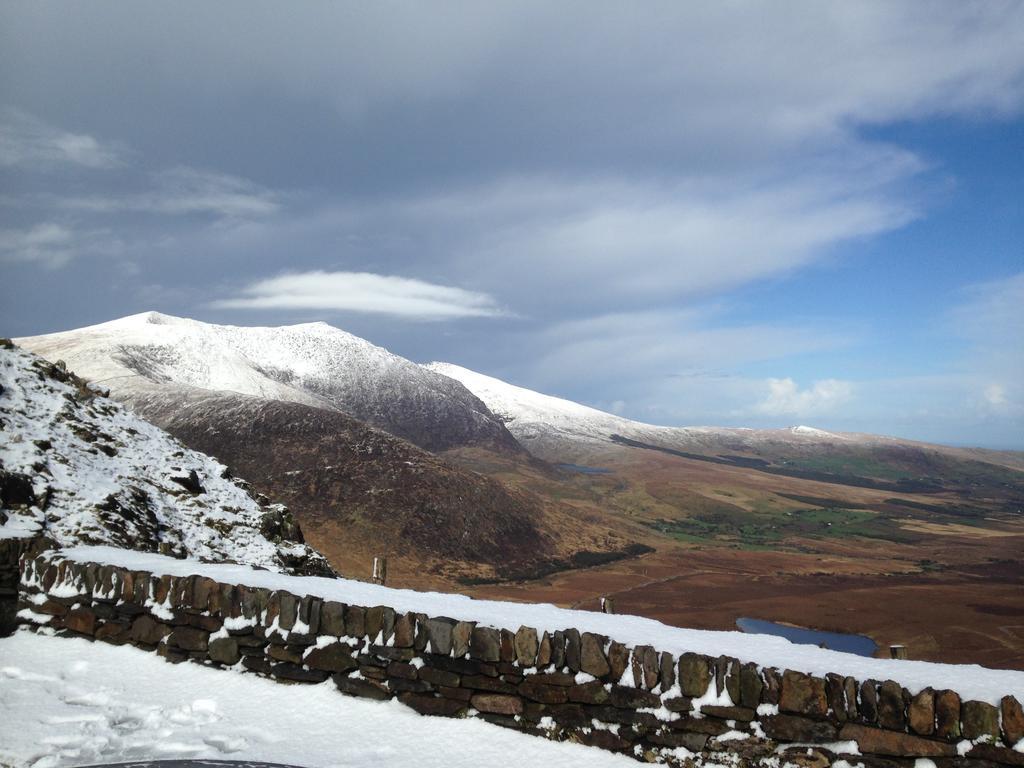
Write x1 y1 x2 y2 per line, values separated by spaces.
0 340 332 576
17 312 521 454
121 386 618 582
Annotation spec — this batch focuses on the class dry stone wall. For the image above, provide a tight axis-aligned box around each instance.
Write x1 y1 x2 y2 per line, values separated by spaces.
15 549 1024 768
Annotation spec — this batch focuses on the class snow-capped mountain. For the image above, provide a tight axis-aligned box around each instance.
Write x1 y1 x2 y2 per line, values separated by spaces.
0 341 331 575
16 312 520 454
426 362 857 457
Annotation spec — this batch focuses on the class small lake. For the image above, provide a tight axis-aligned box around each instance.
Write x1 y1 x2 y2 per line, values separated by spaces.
557 463 612 475
736 617 878 657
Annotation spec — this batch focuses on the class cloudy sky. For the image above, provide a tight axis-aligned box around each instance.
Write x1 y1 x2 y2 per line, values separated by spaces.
1 2 1022 447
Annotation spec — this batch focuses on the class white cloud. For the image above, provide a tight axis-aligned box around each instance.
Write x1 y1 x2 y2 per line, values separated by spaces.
0 223 121 268
755 377 854 417
60 167 280 219
0 108 123 170
211 271 506 320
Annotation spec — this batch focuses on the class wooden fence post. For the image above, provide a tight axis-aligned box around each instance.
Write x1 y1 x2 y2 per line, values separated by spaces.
371 556 388 586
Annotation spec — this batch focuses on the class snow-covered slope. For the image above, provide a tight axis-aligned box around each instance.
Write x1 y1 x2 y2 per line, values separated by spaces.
426 362 858 456
0 341 331 575
16 312 520 453
426 362 686 449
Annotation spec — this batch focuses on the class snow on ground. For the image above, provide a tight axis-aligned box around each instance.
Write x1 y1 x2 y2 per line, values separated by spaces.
0 631 634 768
61 546 1024 705
0 344 324 573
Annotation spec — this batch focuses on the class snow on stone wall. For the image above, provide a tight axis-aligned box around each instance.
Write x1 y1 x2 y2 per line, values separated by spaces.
14 547 1024 768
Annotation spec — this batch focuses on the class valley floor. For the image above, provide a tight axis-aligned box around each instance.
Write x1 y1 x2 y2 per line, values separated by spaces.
0 631 633 768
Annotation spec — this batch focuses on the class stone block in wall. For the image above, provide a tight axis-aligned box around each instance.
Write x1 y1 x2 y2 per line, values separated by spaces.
609 684 661 709
646 730 709 752
659 651 676 692
499 628 515 663
469 626 501 662
519 676 569 704
585 705 660 729
701 705 756 722
537 632 552 667
632 645 659 689
844 676 859 722
839 723 955 758
270 642 307 665
877 680 906 730
826 673 848 723
439 685 472 702
344 605 366 639
368 645 415 662
568 680 609 705
450 620 472 657
398 692 467 717
392 612 414 647
545 703 590 729
563 628 582 671
663 695 693 712
462 674 517 695
418 666 459 687
740 663 764 709
716 656 740 703
168 626 209 652
669 716 733 736
271 663 330 684
1001 695 1024 746
908 688 935 736
966 743 1024 767
319 600 345 636
333 673 390 700
550 630 566 668
762 714 838 742
960 700 1000 741
386 661 418 680
678 653 713 698
860 679 880 723
780 670 827 717
298 596 321 636
608 640 628 682
514 625 538 666
580 632 609 678
95 622 129 644
64 607 97 636
208 637 241 665
305 643 358 673
242 655 271 675
424 617 456 655
360 666 387 681
277 592 298 631
386 677 432 694
424 653 496 678
471 693 523 716
365 606 392 644
130 615 169 645
575 728 632 753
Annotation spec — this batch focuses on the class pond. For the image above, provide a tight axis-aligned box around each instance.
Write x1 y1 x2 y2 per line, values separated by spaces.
736 617 878 657
557 463 612 475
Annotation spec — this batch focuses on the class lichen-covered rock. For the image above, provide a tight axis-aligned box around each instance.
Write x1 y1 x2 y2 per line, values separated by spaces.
960 700 1000 741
